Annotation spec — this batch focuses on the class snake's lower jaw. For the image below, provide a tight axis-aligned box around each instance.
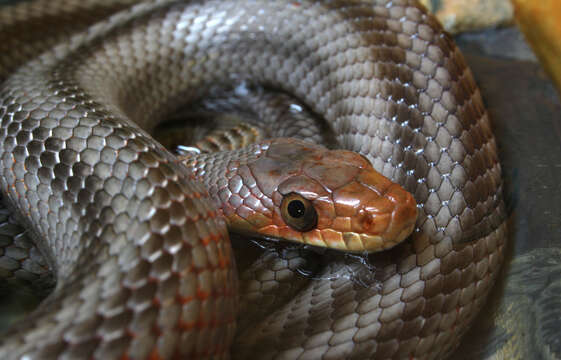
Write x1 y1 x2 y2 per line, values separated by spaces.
340 232 395 253
339 219 417 253
234 225 418 254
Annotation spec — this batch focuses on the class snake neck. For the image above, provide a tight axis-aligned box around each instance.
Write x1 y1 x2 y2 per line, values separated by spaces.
180 140 274 227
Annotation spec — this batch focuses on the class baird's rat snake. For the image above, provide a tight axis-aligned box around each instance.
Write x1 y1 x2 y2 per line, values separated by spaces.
0 0 507 358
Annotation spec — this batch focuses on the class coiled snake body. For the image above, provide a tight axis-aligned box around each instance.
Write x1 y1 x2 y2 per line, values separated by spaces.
0 0 507 359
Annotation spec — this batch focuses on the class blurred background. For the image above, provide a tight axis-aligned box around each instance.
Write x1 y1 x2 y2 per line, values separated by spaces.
422 0 561 94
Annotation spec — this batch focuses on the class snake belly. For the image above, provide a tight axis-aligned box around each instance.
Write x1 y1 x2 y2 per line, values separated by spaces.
0 0 507 359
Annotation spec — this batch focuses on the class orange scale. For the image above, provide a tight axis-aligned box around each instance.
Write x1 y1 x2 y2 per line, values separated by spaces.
386 183 416 204
364 196 395 214
278 226 303 242
209 232 222 244
312 197 336 227
277 175 328 198
196 288 210 300
148 348 163 360
226 214 254 234
245 212 272 229
176 320 196 331
318 229 347 250
302 229 327 248
343 233 366 252
357 168 393 195
361 212 391 235
175 294 193 305
333 181 380 216
200 235 212 246
206 209 219 220
360 235 385 251
331 216 352 232
217 252 229 269
259 225 280 238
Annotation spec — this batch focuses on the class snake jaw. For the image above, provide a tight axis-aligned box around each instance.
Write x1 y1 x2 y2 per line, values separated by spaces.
230 140 418 252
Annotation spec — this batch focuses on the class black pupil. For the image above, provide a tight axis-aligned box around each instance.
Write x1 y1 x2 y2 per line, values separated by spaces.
287 200 306 218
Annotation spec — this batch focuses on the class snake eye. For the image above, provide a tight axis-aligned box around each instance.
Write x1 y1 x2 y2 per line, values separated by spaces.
280 192 318 232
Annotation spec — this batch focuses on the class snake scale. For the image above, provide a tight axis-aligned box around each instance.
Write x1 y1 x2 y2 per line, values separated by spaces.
0 0 507 359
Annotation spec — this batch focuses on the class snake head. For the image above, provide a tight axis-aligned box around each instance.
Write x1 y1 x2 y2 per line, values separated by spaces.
223 138 418 253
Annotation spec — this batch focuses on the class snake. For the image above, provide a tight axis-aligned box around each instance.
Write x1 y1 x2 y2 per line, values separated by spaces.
0 0 507 359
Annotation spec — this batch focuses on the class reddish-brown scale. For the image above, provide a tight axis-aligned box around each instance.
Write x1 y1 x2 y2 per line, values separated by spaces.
148 349 163 360
176 295 193 305
196 288 209 300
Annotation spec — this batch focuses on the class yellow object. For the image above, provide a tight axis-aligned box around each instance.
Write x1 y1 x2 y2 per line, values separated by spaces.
418 0 433 12
512 0 561 93
420 0 514 34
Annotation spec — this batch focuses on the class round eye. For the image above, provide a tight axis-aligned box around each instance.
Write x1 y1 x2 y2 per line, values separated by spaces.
280 193 318 232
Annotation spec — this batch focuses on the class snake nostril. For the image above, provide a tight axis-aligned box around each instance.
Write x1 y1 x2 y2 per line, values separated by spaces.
360 211 391 235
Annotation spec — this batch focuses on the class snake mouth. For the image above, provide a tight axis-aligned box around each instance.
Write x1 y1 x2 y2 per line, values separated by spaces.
243 227 416 254
254 217 417 253
341 225 416 253
297 227 416 253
